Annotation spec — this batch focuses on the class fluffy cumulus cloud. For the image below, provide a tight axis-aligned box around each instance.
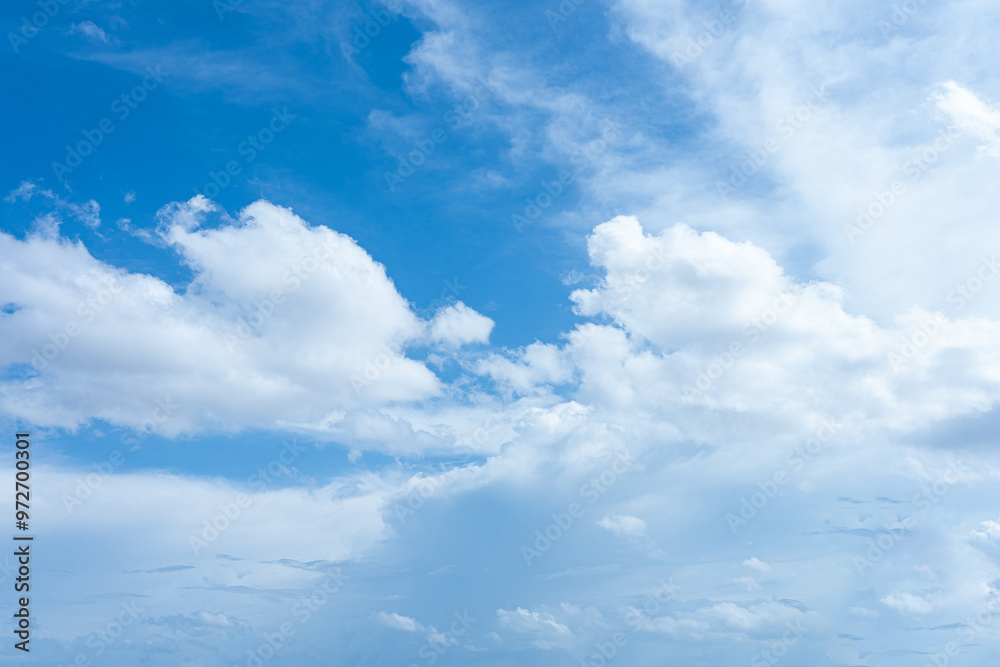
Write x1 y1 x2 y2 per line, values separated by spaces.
476 341 573 395
480 215 1000 445
9 188 1000 667
605 0 1000 326
570 216 790 348
8 0 1000 665
427 301 494 346
0 196 498 439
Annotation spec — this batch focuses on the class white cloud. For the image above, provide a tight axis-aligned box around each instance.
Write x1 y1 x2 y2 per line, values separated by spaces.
881 591 934 615
730 576 761 592
14 194 995 463
477 341 573 395
495 606 575 651
934 81 1000 156
4 181 40 203
570 216 790 349
10 1 1000 664
40 464 388 565
972 519 1000 541
428 301 494 346
699 600 801 631
14 459 387 647
375 611 426 632
969 518 1000 563
0 197 493 441
742 557 771 573
555 215 1000 437
603 0 1000 328
596 513 647 537
68 21 112 44
5 180 101 229
848 606 879 618
644 599 804 640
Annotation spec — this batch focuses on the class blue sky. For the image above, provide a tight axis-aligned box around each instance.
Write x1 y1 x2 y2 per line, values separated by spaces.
4 0 1000 665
